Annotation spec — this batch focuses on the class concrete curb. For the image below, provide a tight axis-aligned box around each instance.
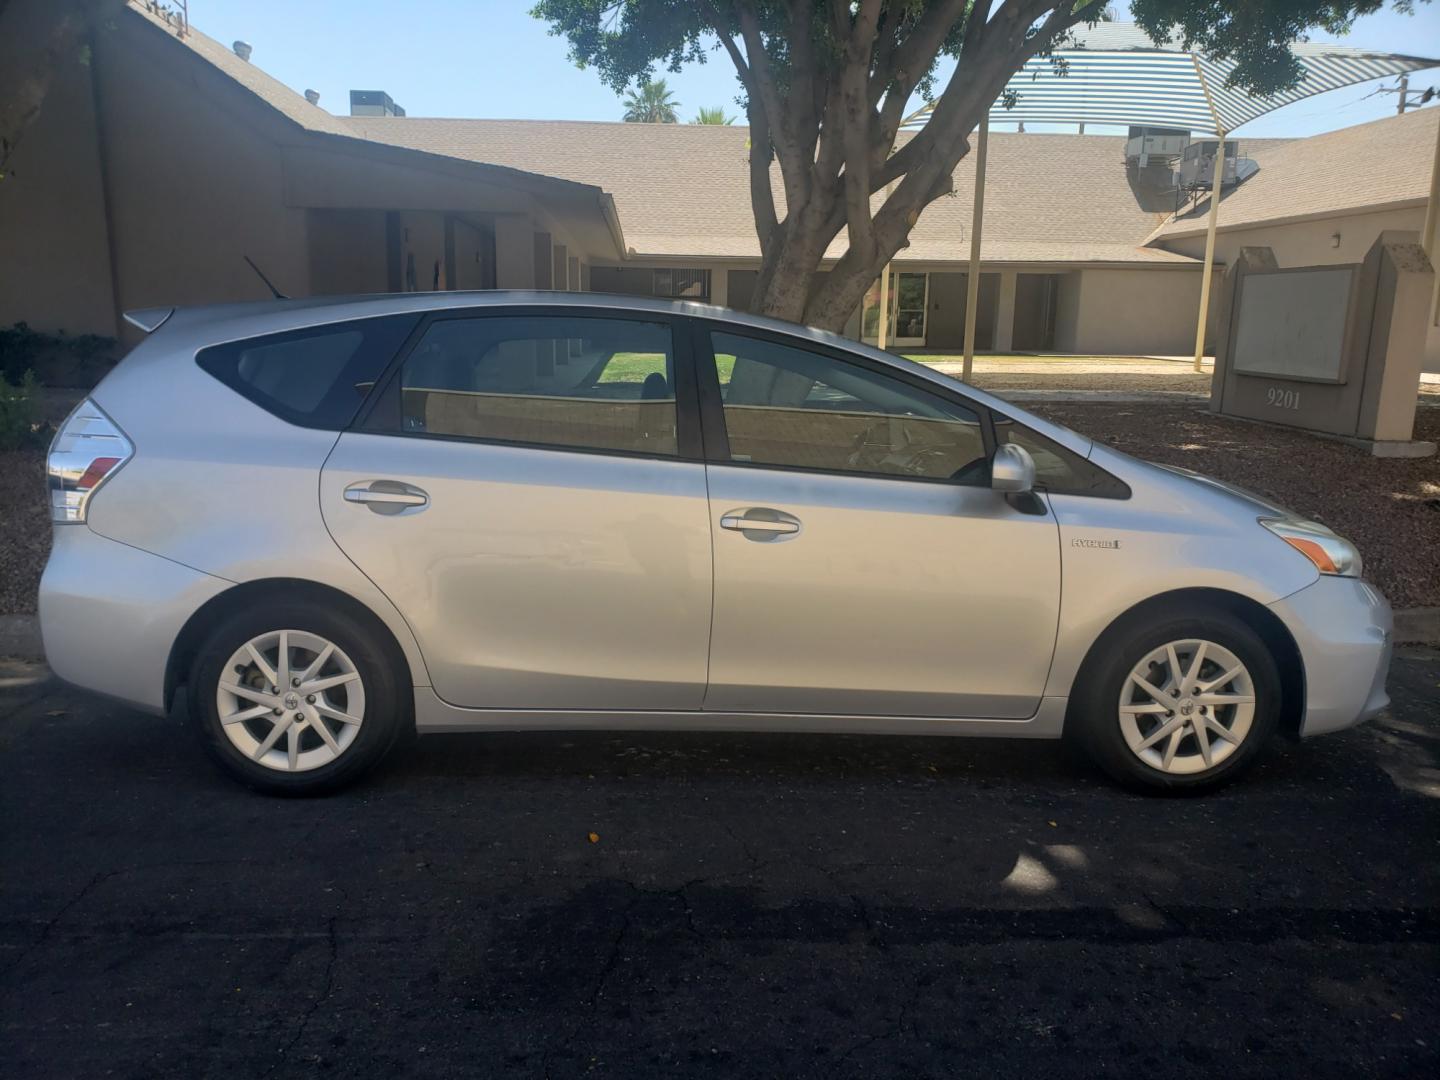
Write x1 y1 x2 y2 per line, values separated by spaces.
2 607 1438 664
0 615 43 661
1394 608 1440 648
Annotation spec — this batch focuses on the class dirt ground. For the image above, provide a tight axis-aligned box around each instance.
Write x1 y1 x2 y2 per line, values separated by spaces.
919 357 1440 400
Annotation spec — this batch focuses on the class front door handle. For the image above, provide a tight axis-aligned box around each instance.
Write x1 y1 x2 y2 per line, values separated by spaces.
719 507 802 542
343 480 429 515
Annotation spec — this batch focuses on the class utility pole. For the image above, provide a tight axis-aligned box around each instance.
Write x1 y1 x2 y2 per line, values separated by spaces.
1379 74 1435 114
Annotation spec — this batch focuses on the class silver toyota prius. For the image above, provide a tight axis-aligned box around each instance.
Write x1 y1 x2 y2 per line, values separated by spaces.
40 292 1392 795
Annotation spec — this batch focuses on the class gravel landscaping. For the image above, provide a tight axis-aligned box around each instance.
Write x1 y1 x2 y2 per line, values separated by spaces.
0 451 47 615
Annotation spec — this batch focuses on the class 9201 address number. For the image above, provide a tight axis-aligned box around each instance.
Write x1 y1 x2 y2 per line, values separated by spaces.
1265 387 1301 410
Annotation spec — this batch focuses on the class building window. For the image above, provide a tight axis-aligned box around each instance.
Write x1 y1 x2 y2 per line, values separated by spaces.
652 269 710 301
589 266 712 302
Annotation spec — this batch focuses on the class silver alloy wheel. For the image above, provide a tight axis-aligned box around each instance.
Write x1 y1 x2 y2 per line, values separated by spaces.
1118 638 1256 776
216 629 366 772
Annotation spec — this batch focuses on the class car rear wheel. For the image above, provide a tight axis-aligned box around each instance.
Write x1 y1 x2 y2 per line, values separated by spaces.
188 603 408 795
1070 611 1281 794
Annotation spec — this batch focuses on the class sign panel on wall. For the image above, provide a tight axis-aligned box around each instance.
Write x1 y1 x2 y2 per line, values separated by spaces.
1231 268 1352 383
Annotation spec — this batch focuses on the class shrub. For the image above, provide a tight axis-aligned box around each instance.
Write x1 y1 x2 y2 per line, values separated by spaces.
0 322 120 388
0 370 45 451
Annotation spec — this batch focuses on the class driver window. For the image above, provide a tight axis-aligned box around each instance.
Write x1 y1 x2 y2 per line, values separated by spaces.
709 332 985 481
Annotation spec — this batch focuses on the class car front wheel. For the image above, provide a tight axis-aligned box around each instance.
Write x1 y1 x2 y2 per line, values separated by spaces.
1070 611 1282 794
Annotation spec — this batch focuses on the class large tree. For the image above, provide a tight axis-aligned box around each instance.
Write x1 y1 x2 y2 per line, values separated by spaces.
534 0 1421 328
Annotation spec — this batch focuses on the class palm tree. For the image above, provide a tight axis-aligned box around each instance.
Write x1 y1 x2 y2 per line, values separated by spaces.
693 106 734 125
621 78 679 123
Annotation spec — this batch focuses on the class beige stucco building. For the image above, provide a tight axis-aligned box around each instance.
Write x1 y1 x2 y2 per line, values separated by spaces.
2 1 1436 370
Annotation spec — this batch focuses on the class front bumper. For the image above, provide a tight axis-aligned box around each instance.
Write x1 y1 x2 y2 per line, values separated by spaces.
1268 576 1392 737
38 526 231 714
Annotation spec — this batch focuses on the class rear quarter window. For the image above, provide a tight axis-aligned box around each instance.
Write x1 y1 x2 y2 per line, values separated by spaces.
197 315 418 429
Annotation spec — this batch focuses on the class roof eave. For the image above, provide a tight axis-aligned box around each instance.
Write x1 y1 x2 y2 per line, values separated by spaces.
1148 195 1430 245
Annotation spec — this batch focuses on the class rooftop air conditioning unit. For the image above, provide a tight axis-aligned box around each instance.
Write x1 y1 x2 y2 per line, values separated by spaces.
349 90 406 118
1176 139 1240 189
1125 126 1190 167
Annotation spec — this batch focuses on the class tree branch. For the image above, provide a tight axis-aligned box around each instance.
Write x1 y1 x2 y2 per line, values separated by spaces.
835 0 884 262
731 0 813 214
706 17 779 251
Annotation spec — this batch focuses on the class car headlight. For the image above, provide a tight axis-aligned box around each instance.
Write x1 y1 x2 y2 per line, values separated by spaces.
1260 518 1362 578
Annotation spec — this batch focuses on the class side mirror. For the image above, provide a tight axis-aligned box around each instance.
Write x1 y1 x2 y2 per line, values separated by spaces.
990 443 1036 494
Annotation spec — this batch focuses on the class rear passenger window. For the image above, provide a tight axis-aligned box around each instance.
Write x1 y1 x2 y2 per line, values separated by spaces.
197 315 417 430
394 316 678 456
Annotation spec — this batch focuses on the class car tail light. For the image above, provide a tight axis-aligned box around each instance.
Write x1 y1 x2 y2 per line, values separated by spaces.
47 399 133 523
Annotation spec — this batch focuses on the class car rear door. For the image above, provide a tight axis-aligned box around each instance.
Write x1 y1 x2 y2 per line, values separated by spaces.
320 308 713 711
695 324 1062 719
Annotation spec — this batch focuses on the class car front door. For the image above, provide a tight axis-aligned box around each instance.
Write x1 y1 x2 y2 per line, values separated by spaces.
697 326 1061 719
320 309 713 711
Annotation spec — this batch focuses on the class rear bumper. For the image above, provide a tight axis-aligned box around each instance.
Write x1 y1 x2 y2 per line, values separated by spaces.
38 526 231 714
1268 576 1392 737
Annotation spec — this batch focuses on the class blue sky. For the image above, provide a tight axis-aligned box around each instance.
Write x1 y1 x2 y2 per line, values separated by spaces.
192 0 1438 137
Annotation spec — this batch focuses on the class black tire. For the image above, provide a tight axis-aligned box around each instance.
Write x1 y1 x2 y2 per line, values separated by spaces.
187 601 409 796
1068 609 1282 795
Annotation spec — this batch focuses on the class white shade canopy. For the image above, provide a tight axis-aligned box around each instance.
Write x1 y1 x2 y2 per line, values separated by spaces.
896 23 1439 378
911 23 1438 134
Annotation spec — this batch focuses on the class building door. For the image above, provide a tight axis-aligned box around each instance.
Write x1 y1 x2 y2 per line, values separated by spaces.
862 272 928 347
1012 274 1059 351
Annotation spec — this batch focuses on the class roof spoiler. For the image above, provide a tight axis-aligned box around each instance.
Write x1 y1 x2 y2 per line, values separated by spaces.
123 307 175 334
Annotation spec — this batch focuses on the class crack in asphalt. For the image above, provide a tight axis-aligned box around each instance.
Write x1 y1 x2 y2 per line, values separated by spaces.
1 867 122 978
265 920 339 1076
262 886 347 1078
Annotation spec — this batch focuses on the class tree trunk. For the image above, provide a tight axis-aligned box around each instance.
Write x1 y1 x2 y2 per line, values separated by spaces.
748 140 977 336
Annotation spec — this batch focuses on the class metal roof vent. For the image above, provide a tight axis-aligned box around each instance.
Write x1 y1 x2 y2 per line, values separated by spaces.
304 89 320 106
232 40 252 61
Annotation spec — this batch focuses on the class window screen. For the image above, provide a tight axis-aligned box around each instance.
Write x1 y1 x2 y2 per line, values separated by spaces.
196 315 417 429
397 316 677 456
709 332 986 481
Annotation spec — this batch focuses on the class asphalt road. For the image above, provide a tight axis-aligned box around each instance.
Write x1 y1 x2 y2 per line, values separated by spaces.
2 651 1437 1079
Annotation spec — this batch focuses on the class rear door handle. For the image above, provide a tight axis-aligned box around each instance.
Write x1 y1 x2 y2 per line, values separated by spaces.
343 480 429 515
719 508 802 541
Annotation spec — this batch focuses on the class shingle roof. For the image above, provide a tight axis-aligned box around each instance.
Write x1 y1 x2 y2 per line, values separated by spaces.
344 116 1286 265
1148 106 1439 242
126 0 1304 269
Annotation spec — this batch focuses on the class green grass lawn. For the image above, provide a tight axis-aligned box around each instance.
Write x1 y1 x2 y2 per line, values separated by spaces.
599 352 736 384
